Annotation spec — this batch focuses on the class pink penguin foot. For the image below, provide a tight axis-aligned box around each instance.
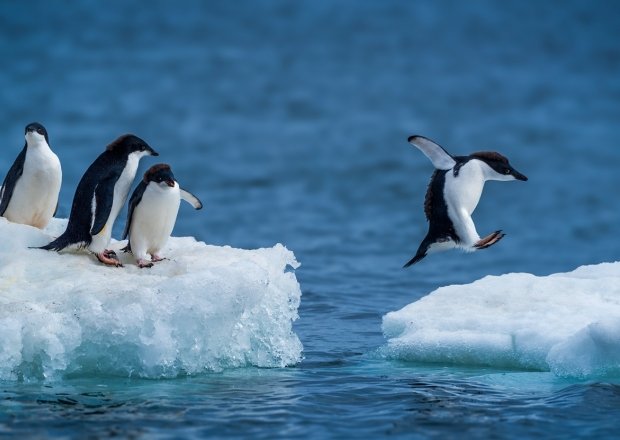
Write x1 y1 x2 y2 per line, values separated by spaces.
151 254 165 262
473 230 505 250
96 249 123 267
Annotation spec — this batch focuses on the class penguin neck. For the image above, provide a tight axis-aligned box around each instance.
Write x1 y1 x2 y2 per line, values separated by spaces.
124 152 143 177
25 132 51 153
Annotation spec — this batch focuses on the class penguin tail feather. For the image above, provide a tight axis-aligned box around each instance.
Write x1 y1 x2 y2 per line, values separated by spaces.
38 226 89 252
38 233 75 252
403 251 427 268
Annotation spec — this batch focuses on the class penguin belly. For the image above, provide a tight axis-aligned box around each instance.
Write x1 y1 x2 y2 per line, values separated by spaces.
443 162 486 248
3 148 61 229
89 154 140 254
129 184 181 261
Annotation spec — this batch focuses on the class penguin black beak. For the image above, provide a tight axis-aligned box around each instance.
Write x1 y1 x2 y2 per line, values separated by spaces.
150 149 159 157
512 169 528 181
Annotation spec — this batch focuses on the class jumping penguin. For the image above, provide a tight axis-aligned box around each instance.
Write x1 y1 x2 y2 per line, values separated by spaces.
40 134 158 266
404 135 528 267
0 122 62 229
122 163 202 268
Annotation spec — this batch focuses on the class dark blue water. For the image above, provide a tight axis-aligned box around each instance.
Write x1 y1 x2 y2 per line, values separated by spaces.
1 0 620 438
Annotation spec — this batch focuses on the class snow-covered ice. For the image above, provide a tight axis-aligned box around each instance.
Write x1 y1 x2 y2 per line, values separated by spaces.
382 264 620 379
0 217 302 381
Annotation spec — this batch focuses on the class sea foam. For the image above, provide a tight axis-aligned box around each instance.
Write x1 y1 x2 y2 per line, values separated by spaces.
0 218 302 381
382 264 620 379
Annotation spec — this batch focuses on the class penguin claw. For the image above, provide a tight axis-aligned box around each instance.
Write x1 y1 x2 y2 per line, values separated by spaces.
96 250 123 267
474 231 505 250
151 255 165 262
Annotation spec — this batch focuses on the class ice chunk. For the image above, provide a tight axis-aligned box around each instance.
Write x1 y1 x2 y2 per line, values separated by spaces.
0 217 302 380
382 265 620 378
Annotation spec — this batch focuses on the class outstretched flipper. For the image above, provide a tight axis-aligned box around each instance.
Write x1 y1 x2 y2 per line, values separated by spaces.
180 188 203 209
408 135 456 170
473 230 505 250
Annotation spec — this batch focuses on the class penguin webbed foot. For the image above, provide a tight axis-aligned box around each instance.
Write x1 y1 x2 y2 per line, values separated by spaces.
473 230 505 250
151 254 165 263
137 259 154 269
96 249 123 267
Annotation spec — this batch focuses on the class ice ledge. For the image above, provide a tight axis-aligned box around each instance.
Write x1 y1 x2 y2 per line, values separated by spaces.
382 264 620 379
0 218 303 380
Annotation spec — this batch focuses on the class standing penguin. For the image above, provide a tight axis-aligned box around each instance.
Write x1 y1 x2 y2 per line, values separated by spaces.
404 135 528 267
0 122 62 229
40 134 158 266
122 164 202 268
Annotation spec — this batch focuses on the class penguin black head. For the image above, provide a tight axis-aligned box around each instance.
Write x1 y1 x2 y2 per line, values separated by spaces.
471 151 528 182
106 134 159 157
24 122 49 145
144 163 176 188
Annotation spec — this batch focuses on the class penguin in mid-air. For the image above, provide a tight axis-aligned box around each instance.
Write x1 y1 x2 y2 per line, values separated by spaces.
404 135 528 267
40 134 158 266
122 163 202 268
0 122 62 229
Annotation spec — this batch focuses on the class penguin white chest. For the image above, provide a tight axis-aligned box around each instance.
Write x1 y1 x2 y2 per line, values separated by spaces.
5 145 62 228
130 183 181 256
443 161 485 216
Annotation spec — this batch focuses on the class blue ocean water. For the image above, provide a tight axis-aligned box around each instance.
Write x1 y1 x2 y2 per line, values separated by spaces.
1 0 620 438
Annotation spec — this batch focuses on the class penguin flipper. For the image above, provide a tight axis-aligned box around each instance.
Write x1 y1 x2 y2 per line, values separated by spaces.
123 181 147 240
0 146 27 216
90 177 117 236
408 135 456 170
180 188 203 210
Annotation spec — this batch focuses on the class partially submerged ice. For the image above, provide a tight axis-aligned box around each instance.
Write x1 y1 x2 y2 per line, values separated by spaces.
382 263 620 379
0 218 302 380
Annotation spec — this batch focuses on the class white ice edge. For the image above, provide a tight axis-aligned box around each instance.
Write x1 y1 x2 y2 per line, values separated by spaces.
0 217 303 381
382 264 620 379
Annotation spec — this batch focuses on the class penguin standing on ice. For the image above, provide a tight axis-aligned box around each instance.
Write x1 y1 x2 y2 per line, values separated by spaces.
0 122 62 229
404 135 528 267
122 164 202 268
40 134 158 266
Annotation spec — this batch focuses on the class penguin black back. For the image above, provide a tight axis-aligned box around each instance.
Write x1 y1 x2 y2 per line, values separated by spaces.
404 169 459 267
41 134 154 251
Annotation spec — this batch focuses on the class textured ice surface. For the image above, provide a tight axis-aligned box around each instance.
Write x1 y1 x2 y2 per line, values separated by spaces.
0 218 302 381
383 264 620 379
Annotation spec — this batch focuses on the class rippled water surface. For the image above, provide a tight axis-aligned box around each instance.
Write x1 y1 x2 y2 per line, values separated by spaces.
1 0 619 438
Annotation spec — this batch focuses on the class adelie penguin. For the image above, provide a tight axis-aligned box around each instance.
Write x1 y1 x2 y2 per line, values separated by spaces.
0 122 62 229
404 135 528 267
40 134 158 266
122 164 202 268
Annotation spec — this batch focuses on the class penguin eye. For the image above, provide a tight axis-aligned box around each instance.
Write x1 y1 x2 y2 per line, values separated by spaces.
36 128 44 135
503 168 511 175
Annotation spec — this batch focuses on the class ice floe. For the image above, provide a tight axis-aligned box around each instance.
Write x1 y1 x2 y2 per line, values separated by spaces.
0 218 302 380
382 263 620 379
